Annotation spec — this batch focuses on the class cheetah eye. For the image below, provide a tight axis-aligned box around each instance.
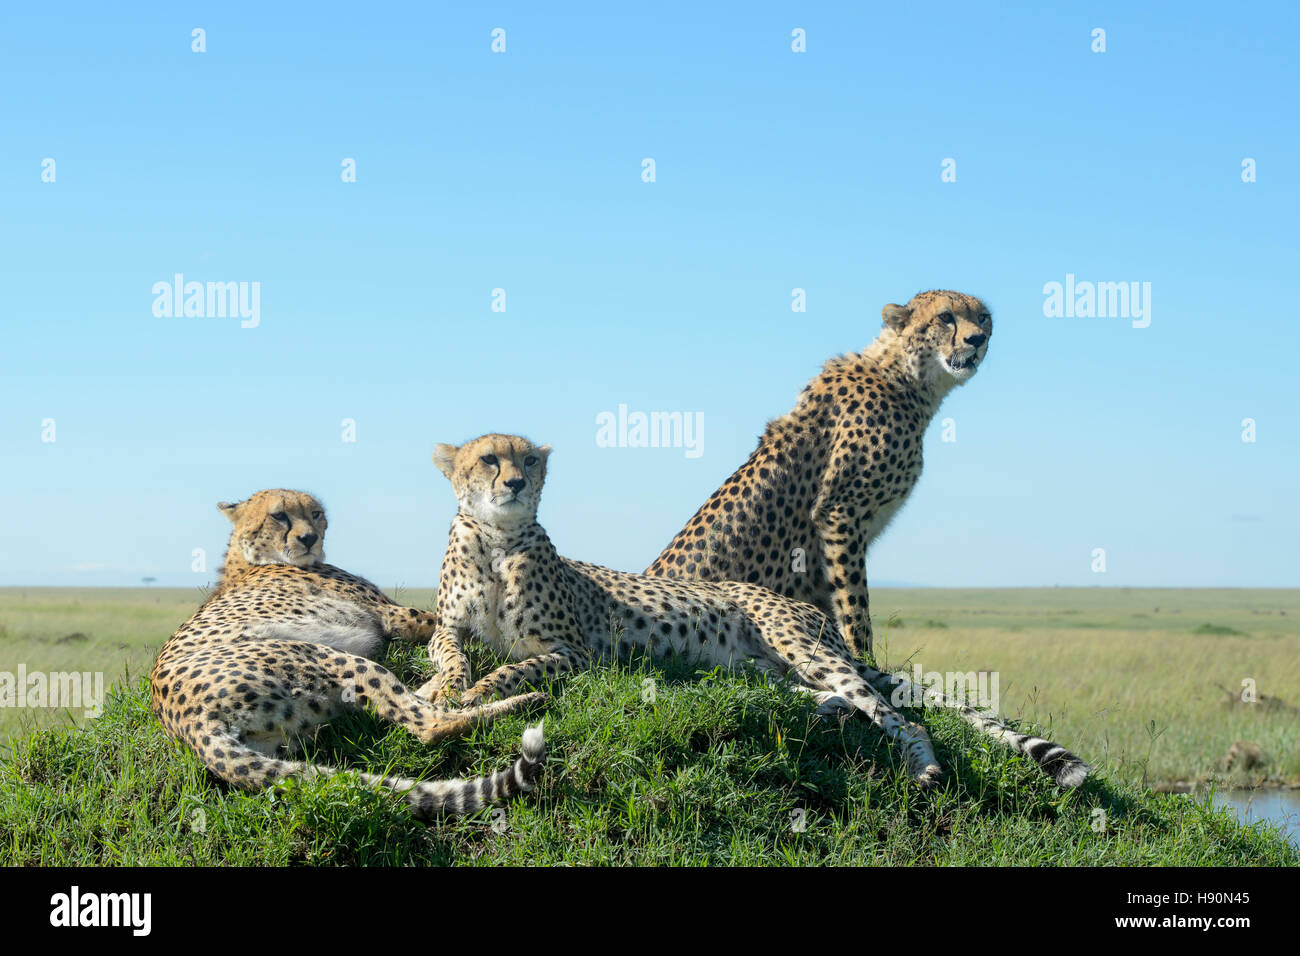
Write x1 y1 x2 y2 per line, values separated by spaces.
978 313 990 325
480 455 499 466
270 511 289 524
524 456 537 467
937 311 956 325
311 510 323 520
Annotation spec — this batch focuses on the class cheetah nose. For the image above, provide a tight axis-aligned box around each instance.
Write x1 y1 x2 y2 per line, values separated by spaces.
504 478 526 494
298 533 319 549
964 333 987 348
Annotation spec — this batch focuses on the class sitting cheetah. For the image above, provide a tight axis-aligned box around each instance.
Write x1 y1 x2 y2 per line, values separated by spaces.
647 290 992 660
420 435 1092 789
149 489 546 818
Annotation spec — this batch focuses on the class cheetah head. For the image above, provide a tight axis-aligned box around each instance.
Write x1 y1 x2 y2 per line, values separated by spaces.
882 290 992 388
433 434 551 528
218 489 326 567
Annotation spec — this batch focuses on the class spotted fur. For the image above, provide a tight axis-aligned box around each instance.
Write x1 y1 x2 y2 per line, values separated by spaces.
419 435 945 788
644 290 1092 786
149 489 546 818
646 290 992 660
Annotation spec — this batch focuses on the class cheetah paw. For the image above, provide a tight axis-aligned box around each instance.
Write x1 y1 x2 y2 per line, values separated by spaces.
914 763 944 790
812 693 854 718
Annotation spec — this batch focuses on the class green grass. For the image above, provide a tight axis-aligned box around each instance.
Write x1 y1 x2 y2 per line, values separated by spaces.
867 588 1300 788
2 642 1295 865
0 586 1296 865
0 587 200 745
1193 623 1246 636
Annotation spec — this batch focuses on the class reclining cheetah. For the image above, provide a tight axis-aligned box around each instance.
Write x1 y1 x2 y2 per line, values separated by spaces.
419 434 1091 789
647 290 991 661
149 489 546 818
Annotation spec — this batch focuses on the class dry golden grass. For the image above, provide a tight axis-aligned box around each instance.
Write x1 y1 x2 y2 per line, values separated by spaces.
871 588 1300 785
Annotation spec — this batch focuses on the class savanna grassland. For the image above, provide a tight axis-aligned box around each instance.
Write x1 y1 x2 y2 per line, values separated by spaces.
869 587 1300 788
0 586 1295 865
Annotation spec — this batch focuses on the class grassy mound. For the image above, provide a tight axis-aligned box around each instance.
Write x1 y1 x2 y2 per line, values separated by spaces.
1 641 1293 866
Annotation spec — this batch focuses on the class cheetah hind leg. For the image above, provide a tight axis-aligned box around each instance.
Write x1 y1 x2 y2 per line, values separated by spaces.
174 640 548 817
855 664 1092 788
808 679 942 788
757 645 943 788
320 650 550 813
315 645 547 746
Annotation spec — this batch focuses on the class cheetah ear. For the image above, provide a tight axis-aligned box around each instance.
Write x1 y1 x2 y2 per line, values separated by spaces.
881 303 911 331
536 444 552 460
217 500 244 522
432 443 459 479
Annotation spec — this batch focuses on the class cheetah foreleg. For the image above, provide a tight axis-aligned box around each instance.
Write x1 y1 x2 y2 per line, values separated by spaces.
811 499 874 660
461 646 586 706
416 624 473 703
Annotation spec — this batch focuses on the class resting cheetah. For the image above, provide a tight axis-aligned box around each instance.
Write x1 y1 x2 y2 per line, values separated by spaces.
149 489 546 818
647 290 991 660
420 434 1092 789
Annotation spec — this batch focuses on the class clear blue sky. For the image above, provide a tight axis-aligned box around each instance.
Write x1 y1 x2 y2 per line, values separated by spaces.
2 2 1296 588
